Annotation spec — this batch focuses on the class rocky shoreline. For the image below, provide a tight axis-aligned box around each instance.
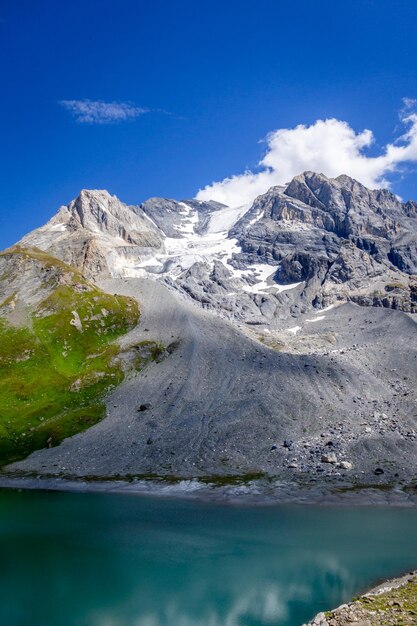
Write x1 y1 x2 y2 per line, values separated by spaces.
305 570 417 625
1 473 417 507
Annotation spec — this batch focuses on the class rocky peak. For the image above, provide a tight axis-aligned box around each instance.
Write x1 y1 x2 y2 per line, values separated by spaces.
284 171 330 206
283 171 358 215
10 173 417 322
19 190 164 280
257 171 401 240
284 171 402 218
69 189 117 228
65 189 157 245
229 172 417 316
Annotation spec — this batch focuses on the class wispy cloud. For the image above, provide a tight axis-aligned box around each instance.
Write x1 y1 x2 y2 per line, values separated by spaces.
197 98 417 206
59 99 148 124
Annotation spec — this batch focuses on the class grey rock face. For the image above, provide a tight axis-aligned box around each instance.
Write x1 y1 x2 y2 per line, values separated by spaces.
0 245 115 333
12 172 417 323
139 197 192 238
20 189 164 279
231 171 417 316
140 197 227 237
0 248 80 323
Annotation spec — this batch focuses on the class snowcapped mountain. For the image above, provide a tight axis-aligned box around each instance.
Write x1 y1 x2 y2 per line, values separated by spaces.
16 171 417 325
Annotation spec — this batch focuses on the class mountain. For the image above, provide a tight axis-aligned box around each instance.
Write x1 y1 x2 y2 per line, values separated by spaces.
1 172 417 490
19 172 417 323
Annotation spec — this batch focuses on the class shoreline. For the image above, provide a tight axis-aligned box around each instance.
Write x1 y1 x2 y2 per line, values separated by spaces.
1 472 417 506
305 570 417 625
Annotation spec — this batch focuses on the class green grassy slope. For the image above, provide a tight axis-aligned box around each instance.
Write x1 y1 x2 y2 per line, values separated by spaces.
0 248 140 465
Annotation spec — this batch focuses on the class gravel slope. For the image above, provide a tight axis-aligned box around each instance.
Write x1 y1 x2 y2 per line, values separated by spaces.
6 278 417 485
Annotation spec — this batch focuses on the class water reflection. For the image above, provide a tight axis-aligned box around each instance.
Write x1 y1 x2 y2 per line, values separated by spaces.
83 554 351 626
0 490 416 626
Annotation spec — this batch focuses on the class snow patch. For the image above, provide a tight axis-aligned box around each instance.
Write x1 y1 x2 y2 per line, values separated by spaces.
306 316 326 323
207 204 250 234
275 281 303 293
241 265 278 293
172 203 199 237
229 263 303 294
95 201 305 300
246 205 264 228
287 326 301 335
314 304 336 314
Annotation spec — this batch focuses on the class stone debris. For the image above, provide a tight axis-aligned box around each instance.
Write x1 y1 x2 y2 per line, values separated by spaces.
304 571 417 626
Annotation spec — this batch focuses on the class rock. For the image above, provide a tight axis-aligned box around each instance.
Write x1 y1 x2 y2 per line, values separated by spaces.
310 613 329 625
270 444 278 451
288 462 298 469
18 171 417 325
19 189 165 280
374 467 384 475
321 453 337 464
339 461 353 470
283 439 293 448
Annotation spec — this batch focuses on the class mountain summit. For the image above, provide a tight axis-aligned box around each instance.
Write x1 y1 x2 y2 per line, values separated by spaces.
17 172 417 323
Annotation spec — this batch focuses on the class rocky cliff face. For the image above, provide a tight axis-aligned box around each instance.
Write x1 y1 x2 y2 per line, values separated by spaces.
19 190 165 280
17 172 417 324
229 171 417 318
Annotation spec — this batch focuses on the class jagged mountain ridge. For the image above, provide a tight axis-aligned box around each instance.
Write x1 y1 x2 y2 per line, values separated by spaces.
16 172 417 324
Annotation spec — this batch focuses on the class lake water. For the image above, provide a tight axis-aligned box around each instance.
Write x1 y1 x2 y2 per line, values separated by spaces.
1 489 417 626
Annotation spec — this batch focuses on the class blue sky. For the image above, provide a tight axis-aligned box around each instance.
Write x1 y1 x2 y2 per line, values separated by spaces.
2 0 417 248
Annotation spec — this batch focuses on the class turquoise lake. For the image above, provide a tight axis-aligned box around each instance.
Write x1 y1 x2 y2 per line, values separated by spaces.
1 489 417 626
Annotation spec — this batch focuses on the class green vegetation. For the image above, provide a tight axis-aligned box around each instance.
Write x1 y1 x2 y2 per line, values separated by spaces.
333 482 395 493
199 472 267 486
385 281 407 291
0 291 17 308
355 577 417 624
0 278 139 465
321 574 417 624
132 340 166 370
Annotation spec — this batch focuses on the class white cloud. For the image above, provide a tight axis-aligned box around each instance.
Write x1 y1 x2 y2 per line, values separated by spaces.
59 99 148 124
197 102 417 206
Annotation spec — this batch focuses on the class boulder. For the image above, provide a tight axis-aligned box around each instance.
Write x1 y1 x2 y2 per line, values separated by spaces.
321 453 337 464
